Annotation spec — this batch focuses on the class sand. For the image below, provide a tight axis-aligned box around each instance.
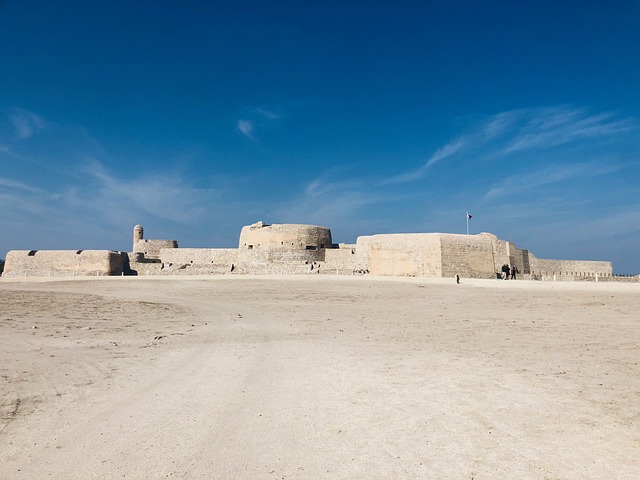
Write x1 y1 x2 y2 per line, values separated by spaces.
0 275 638 479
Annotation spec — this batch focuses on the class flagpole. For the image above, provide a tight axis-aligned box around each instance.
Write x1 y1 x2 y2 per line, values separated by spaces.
466 212 469 235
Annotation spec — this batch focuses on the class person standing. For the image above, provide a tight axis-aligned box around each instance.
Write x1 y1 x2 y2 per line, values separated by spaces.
501 264 510 280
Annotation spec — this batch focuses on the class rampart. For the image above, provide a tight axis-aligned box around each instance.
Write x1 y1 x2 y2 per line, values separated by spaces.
130 248 238 275
3 250 123 277
133 239 178 259
323 244 367 274
527 253 613 280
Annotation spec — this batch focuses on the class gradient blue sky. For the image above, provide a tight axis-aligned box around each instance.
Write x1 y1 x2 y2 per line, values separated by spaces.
1 1 639 273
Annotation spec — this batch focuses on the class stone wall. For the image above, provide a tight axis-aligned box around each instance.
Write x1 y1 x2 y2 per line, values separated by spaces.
323 245 368 274
439 234 496 278
358 234 442 277
130 248 238 275
3 250 123 277
484 234 510 273
507 245 531 275
528 253 613 280
133 239 178 259
129 261 163 276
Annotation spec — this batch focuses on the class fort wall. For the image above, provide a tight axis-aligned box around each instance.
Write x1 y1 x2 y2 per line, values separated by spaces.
2 222 619 280
486 234 510 272
130 248 238 275
323 245 367 274
3 250 123 277
133 239 178 259
439 234 496 278
528 253 613 280
359 234 442 277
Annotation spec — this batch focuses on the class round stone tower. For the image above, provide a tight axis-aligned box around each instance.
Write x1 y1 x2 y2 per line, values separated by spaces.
133 224 144 252
237 221 333 265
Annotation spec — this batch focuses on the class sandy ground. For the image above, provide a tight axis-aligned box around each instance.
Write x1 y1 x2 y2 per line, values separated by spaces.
0 275 638 479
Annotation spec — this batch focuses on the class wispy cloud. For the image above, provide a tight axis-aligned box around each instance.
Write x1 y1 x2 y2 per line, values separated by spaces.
76 159 218 224
235 105 283 142
501 107 636 154
425 138 467 168
0 176 48 194
236 119 255 140
384 106 636 186
255 108 280 120
483 162 621 201
9 109 46 139
481 110 522 138
271 174 391 239
381 138 467 185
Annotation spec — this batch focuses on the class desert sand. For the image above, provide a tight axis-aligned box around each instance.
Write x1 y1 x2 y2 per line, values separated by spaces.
0 275 638 479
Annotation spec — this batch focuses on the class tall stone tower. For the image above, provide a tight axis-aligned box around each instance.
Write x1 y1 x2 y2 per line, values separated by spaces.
133 224 143 252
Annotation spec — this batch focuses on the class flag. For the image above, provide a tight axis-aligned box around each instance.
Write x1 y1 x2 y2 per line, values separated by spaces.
467 213 472 219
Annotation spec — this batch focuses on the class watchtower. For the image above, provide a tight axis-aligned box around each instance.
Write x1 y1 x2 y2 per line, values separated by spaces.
133 224 144 252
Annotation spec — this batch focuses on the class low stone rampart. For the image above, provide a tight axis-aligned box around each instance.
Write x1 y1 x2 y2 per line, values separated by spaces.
160 248 238 268
528 254 613 280
3 250 123 277
130 248 238 275
133 239 178 259
323 246 368 274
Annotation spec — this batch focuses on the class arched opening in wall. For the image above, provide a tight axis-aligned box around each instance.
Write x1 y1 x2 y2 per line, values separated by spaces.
28 250 37 256
248 245 253 250
76 250 83 254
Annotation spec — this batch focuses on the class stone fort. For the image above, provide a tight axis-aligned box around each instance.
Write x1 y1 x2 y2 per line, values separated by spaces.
3 221 614 281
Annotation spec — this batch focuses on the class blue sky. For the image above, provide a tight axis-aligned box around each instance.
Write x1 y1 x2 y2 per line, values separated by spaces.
1 1 639 273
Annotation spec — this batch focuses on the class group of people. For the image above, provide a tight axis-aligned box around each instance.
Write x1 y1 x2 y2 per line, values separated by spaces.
499 264 518 280
456 264 520 284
